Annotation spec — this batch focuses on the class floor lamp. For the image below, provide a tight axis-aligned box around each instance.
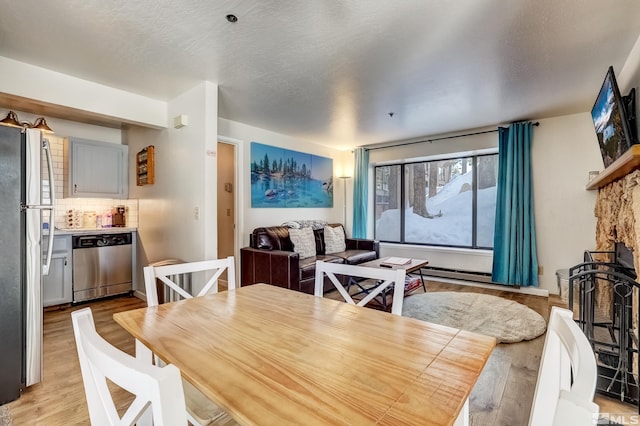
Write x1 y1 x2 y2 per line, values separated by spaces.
338 176 351 229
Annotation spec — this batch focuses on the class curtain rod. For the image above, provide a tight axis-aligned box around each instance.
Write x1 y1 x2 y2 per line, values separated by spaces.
364 122 540 151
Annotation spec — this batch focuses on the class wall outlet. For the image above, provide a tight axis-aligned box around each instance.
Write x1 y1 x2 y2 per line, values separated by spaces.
194 206 200 220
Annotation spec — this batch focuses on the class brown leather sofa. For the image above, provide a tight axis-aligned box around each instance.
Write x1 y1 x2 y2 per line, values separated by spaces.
240 224 379 294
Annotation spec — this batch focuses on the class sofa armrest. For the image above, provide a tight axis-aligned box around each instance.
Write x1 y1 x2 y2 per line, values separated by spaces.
345 238 379 257
240 247 302 291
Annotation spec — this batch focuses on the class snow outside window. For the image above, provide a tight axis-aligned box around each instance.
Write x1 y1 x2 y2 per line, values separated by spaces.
374 154 498 249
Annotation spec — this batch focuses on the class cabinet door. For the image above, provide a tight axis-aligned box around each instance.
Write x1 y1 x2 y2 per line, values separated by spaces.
64 138 129 198
42 235 73 307
43 252 72 307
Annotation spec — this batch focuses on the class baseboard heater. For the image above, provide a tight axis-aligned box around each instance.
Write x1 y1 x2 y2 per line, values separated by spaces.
420 266 493 284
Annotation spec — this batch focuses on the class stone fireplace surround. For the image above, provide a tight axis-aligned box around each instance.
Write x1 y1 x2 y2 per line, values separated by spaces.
595 169 640 264
591 169 640 407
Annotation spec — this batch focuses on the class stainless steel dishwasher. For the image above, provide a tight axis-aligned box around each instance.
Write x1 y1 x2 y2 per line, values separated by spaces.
72 233 132 302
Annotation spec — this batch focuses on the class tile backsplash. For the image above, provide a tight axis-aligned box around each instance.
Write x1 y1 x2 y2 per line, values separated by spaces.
44 135 139 230
54 198 139 230
43 134 65 202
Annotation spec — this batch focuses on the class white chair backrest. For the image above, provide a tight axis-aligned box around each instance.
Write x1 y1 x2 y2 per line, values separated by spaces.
314 260 406 315
71 307 187 426
144 257 236 307
529 306 599 426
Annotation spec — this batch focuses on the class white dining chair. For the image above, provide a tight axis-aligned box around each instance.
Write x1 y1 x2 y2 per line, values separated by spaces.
143 257 237 426
314 260 407 315
529 306 599 426
71 307 187 426
144 257 236 306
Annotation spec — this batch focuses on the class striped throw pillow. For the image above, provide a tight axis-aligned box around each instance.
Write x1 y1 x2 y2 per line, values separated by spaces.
289 227 317 259
324 225 346 254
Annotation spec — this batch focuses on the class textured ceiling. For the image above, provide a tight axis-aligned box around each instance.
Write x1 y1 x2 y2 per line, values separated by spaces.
1 0 639 149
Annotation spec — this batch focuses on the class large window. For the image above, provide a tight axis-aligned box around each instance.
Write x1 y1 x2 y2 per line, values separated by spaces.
374 154 498 249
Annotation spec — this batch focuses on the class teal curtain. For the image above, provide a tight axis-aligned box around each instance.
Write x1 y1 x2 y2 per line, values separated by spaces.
352 147 369 238
492 122 538 287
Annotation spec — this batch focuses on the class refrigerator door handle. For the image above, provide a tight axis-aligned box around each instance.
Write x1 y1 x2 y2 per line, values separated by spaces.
42 139 55 276
22 205 55 210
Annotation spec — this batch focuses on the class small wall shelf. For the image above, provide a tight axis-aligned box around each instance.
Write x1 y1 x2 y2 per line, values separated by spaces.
136 145 155 186
586 145 640 190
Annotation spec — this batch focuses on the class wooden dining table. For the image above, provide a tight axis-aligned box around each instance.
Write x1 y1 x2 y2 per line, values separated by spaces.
113 284 496 425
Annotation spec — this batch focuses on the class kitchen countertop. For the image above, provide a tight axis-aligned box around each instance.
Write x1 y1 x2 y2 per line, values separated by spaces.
49 227 137 236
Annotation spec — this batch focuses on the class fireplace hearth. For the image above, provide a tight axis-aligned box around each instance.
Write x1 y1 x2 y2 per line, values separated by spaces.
569 247 639 408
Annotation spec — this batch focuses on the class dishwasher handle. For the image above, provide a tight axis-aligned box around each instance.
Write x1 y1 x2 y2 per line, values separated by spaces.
72 233 132 249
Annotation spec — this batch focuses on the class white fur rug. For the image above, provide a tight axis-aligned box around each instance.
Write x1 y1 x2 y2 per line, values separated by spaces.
0 405 11 426
402 291 547 343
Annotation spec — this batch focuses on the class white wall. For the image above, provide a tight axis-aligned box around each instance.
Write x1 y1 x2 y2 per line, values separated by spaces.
125 125 167 288
202 83 220 261
218 118 348 247
619 32 640 140
127 82 218 292
532 113 602 293
0 56 166 128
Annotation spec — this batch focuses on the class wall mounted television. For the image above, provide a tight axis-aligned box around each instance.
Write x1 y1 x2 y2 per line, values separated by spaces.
591 66 637 168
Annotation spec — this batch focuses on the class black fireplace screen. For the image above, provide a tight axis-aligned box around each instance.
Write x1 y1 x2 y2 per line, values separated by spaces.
569 247 639 409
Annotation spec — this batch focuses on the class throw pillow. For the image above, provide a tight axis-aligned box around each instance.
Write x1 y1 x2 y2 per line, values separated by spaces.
288 227 317 259
324 225 346 254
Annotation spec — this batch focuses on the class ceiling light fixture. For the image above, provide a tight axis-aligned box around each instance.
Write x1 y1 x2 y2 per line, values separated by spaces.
0 110 21 127
31 117 54 133
226 14 238 23
0 110 54 133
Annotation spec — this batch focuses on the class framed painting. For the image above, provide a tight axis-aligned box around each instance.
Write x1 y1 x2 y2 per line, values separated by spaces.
250 142 333 208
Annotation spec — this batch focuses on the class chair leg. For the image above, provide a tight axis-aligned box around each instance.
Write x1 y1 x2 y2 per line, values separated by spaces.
135 339 153 363
134 339 154 425
453 399 469 426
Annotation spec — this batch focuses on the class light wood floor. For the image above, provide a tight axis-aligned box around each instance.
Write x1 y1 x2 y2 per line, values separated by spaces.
423 281 637 425
2 282 637 425
4 296 146 425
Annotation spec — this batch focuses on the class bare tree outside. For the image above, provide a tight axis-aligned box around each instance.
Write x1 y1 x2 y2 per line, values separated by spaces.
477 155 498 189
428 162 438 198
388 166 399 209
443 160 452 183
411 163 431 218
374 165 402 241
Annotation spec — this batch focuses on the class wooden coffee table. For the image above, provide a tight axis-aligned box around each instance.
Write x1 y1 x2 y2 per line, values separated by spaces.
347 257 429 311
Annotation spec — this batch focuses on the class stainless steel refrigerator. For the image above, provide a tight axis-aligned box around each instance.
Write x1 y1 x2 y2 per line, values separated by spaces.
0 126 55 404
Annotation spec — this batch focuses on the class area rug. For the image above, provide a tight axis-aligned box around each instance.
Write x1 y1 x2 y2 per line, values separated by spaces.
402 292 547 343
0 405 11 426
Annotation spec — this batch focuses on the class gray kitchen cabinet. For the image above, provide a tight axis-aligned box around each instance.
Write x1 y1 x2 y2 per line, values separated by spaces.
42 234 72 307
63 137 129 198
